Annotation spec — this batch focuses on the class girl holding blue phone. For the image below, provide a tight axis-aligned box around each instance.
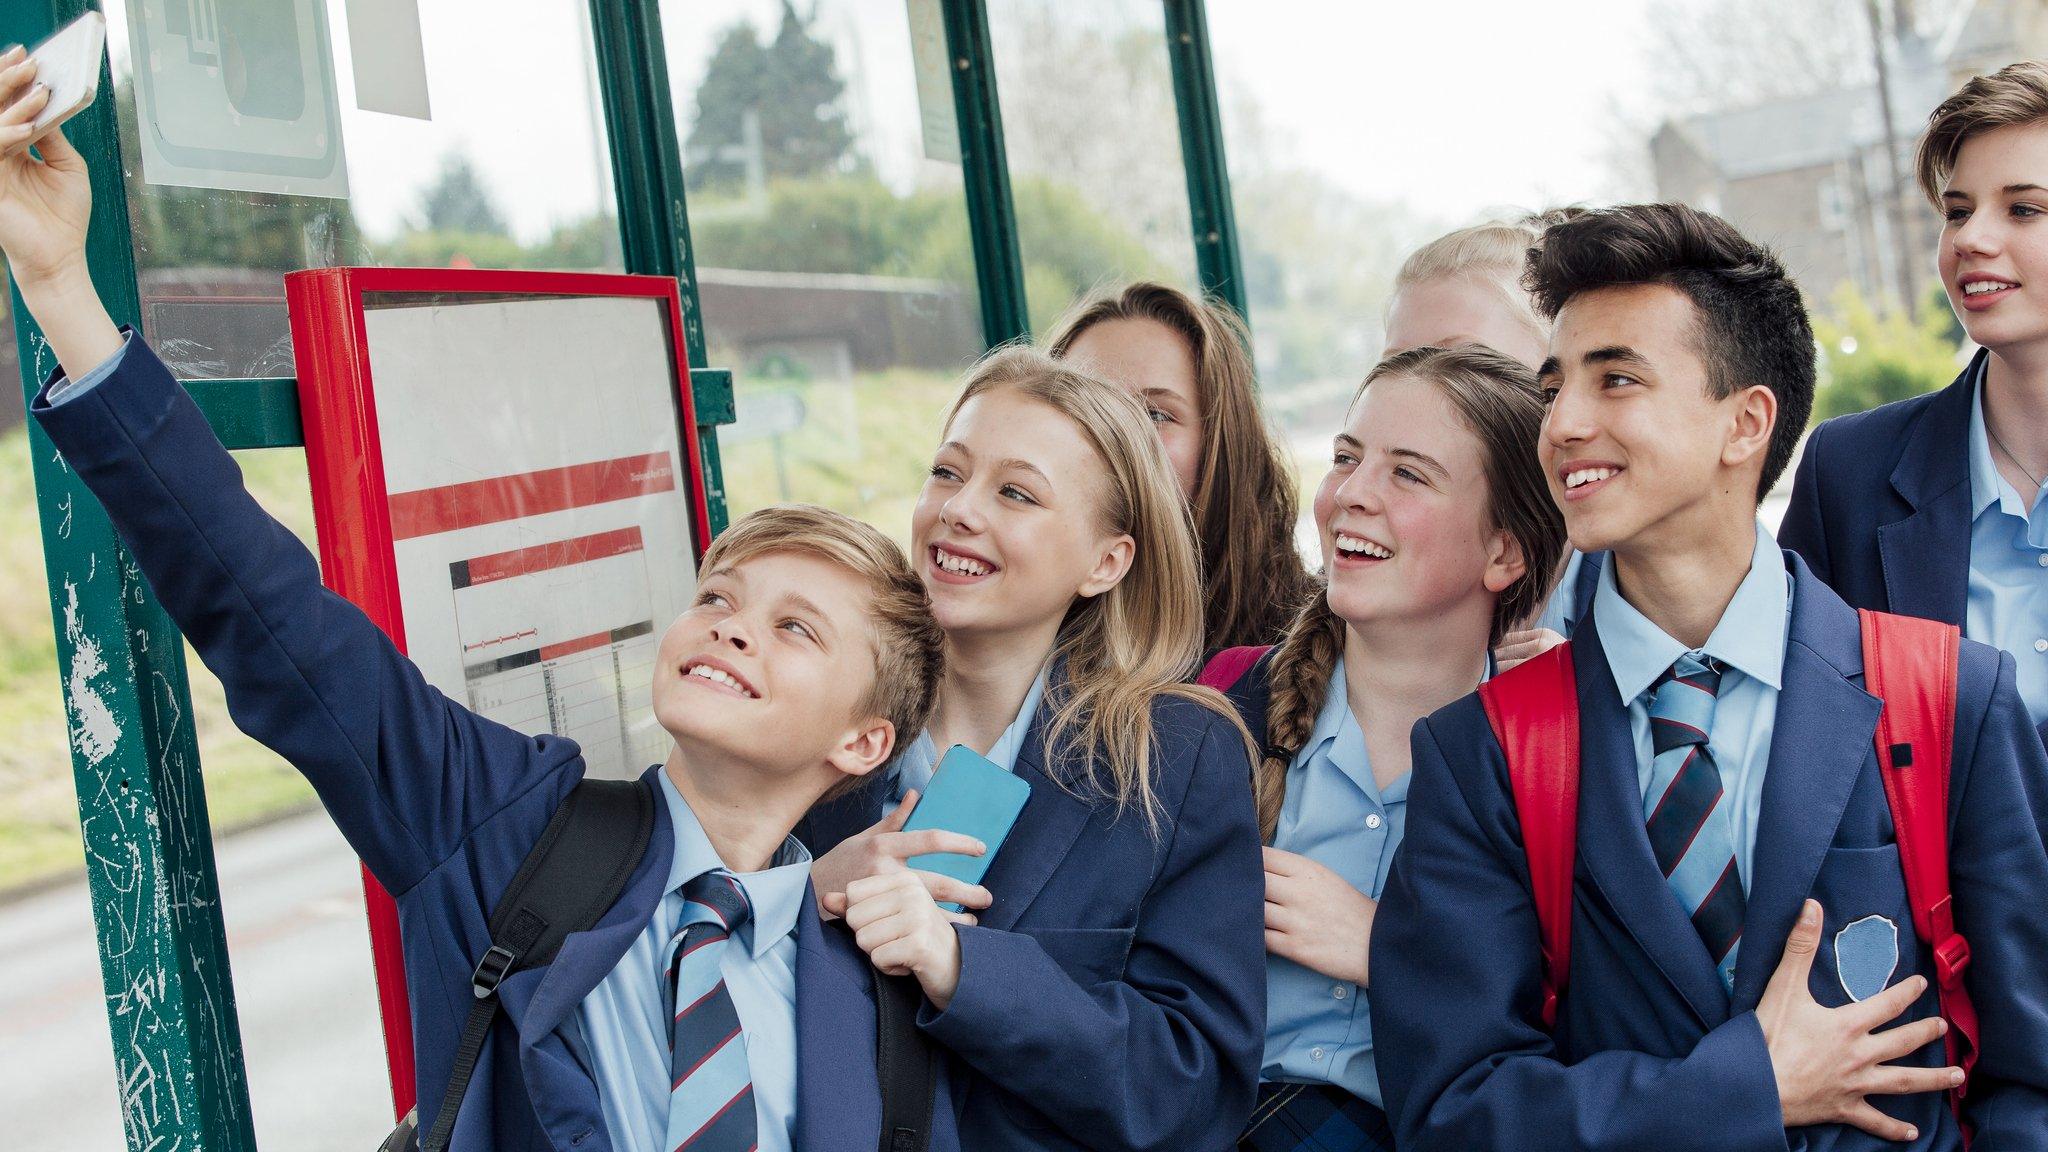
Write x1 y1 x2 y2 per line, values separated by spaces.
1208 346 1565 1152
809 348 1266 1151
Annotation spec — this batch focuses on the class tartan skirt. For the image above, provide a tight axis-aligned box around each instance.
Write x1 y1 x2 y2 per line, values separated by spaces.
1237 1082 1395 1152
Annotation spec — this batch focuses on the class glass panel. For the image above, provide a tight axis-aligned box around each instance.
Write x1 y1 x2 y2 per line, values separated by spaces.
986 0 1197 333
661 0 986 541
105 0 624 381
1205 0 1981 527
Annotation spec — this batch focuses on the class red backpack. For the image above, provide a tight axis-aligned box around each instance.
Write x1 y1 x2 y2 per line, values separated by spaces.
1477 609 1978 1134
1199 615 1980 1134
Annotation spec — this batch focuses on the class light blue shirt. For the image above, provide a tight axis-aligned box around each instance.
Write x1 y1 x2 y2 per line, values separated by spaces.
1965 362 2048 727
42 328 133 403
1531 550 1589 638
574 771 812 1152
1594 522 1789 887
887 667 1049 804
1261 657 1406 1108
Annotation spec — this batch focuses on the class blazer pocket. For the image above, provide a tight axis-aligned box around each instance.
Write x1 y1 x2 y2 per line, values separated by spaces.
1031 926 1137 988
1808 844 1918 1010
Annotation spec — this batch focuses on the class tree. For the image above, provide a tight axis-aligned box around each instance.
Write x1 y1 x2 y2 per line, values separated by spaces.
686 2 855 190
415 153 509 237
1813 283 1963 419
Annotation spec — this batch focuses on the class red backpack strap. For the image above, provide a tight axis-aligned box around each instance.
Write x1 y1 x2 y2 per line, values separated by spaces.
1859 608 1977 1129
1477 643 1582 1030
1197 645 1272 692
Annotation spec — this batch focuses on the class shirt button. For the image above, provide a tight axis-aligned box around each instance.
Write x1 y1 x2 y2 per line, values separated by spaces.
2037 553 2048 567
1365 812 1383 830
2035 639 2048 653
1311 1047 1326 1061
1332 985 1348 1000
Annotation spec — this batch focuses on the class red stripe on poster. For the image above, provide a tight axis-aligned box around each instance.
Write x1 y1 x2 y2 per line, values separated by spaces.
461 526 645 586
538 630 618 661
388 453 676 540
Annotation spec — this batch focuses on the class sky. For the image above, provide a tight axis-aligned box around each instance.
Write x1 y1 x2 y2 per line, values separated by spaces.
94 0 1664 246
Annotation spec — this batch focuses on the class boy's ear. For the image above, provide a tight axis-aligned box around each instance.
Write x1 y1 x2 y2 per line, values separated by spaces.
826 716 897 780
1076 533 1136 599
1482 527 1529 595
1721 382 1778 472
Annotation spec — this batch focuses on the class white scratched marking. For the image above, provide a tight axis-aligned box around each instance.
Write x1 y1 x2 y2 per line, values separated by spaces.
62 581 123 765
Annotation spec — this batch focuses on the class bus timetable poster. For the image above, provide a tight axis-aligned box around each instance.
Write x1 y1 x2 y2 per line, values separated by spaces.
285 267 712 1116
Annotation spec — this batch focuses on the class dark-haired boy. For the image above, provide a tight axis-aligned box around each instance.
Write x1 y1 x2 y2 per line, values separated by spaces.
0 74 971 1152
1370 203 2048 1151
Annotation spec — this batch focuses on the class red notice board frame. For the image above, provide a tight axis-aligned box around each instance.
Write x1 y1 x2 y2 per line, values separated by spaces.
283 267 712 1117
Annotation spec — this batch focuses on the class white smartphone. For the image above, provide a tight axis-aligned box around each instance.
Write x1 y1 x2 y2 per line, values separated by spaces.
5 11 106 160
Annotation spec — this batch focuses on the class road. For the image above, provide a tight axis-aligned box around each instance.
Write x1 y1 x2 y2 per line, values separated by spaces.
1 810 394 1150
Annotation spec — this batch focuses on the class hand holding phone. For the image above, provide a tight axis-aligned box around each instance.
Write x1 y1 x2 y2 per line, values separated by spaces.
901 745 1032 912
3 12 104 161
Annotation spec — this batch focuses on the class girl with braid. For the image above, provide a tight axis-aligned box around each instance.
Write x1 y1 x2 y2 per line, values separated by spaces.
1212 345 1567 1152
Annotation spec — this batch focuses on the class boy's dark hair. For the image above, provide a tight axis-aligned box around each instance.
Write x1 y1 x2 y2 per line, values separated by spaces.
1524 203 1815 502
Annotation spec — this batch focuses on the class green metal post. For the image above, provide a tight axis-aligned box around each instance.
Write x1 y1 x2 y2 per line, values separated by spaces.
590 0 735 536
10 2 256 1149
939 0 1031 346
1162 0 1247 321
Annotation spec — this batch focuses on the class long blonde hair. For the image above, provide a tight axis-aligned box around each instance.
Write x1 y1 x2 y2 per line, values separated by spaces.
944 347 1251 827
1046 282 1316 648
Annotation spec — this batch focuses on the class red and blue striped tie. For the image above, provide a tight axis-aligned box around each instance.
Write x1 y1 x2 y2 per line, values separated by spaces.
1644 652 1745 990
663 871 756 1152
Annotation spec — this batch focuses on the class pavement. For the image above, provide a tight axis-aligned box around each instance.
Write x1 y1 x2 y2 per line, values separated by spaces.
0 810 394 1150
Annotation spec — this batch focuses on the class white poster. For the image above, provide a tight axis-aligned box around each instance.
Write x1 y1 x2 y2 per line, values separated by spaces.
362 295 700 778
126 0 351 198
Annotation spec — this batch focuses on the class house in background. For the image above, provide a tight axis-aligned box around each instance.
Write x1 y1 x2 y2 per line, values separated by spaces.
1652 0 2048 315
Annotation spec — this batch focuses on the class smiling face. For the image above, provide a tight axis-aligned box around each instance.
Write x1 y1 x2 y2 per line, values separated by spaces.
1313 372 1520 635
1383 273 1548 370
650 550 888 787
1061 317 1204 498
1938 120 2048 352
911 387 1135 643
1538 283 1774 556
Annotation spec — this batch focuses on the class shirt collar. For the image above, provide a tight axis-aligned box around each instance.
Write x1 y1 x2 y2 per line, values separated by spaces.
1296 656 1384 801
1968 356 2046 521
894 664 1049 794
1557 550 1587 634
1595 521 1789 706
658 770 811 960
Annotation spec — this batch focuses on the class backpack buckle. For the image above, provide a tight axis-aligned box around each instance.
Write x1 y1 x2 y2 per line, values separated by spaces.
1934 934 1972 989
471 945 518 998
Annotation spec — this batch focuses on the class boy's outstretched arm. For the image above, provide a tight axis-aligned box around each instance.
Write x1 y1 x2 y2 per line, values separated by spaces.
0 61 578 895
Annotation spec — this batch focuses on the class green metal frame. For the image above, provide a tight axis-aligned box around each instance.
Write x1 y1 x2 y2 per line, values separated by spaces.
12 0 1244 1143
939 0 1031 346
1162 0 1247 321
10 1 258 1147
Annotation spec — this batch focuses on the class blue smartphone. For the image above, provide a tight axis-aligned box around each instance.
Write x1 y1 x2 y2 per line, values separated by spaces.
901 744 1032 912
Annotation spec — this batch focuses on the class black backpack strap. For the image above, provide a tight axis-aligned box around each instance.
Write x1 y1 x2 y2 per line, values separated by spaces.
872 966 938 1152
414 778 655 1152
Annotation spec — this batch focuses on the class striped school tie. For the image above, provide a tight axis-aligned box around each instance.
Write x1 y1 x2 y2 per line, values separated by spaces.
663 870 756 1152
1643 652 1745 990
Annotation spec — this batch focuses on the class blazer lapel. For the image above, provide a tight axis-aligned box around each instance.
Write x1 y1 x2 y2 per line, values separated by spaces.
977 694 1094 933
795 884 884 1152
1571 614 1732 1027
1730 559 1882 1008
1879 359 1977 625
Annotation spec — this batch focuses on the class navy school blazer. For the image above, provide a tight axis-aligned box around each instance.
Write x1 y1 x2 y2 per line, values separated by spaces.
800 670 1267 1151
1369 553 2048 1152
1779 349 2048 750
31 335 960 1152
